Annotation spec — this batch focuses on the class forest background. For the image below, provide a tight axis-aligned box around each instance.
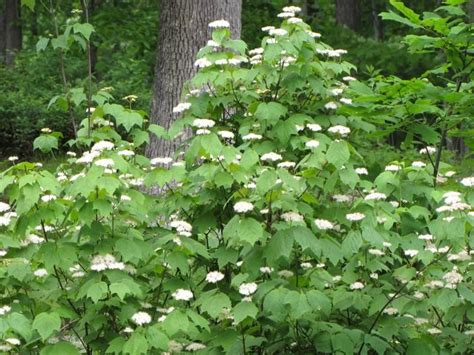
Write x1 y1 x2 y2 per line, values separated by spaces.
1 0 471 163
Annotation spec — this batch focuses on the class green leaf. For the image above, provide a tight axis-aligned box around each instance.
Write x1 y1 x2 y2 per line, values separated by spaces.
40 342 80 355
380 11 421 29
306 290 332 316
320 238 344 265
123 333 149 355
109 282 131 300
342 231 363 256
406 338 437 355
200 292 231 318
106 337 126 354
364 335 390 355
148 124 167 139
200 133 223 156
21 0 35 10
87 281 108 303
238 219 264 245
162 311 189 336
232 301 258 324
326 140 350 168
36 37 49 52
256 169 277 195
293 226 320 255
32 312 61 341
72 23 95 40
445 0 467 4
265 230 294 262
146 325 169 350
240 149 259 170
284 291 312 318
33 135 59 153
116 111 143 132
254 102 288 124
8 312 33 341
389 1 421 24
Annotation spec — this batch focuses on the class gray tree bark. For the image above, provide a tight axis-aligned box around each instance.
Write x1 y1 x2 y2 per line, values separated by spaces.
468 0 474 22
146 0 242 160
371 0 384 41
335 0 360 31
0 1 5 63
5 0 21 66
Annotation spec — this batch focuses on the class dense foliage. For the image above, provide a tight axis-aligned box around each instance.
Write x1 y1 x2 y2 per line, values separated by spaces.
0 1 473 354
0 0 460 158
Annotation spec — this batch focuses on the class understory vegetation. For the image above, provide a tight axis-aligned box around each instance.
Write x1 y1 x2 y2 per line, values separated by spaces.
0 0 473 354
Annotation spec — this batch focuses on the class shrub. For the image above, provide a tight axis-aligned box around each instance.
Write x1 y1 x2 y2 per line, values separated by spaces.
0 3 472 354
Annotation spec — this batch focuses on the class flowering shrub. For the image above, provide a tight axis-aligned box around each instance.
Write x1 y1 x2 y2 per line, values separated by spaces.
0 3 473 354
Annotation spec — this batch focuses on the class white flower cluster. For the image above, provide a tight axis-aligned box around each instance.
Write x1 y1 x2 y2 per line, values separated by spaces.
172 102 191 113
234 201 254 213
328 125 350 136
0 202 12 227
69 264 85 278
239 282 257 296
131 311 152 326
91 140 114 152
305 140 320 149
242 133 262 141
461 177 474 187
192 119 215 128
261 152 282 162
0 305 11 315
442 267 463 289
169 220 192 237
333 194 353 203
385 164 401 172
95 158 115 168
90 254 125 271
346 212 365 222
208 19 230 29
277 161 296 169
324 101 337 110
365 191 387 201
206 271 225 283
281 212 304 222
260 266 273 274
350 282 364 290
76 150 101 164
307 123 322 132
316 48 347 57
118 149 135 157
34 268 48 277
150 157 173 166
419 146 436 154
218 130 235 139
368 249 385 256
0 202 10 213
383 307 398 315
195 57 212 68
172 288 193 301
355 167 368 175
404 249 419 258
315 219 334 230
436 191 470 213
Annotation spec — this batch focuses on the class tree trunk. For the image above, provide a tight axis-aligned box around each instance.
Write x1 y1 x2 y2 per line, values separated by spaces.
0 1 5 63
81 0 99 76
335 0 360 31
371 0 384 41
146 0 242 160
5 0 21 66
468 0 474 23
